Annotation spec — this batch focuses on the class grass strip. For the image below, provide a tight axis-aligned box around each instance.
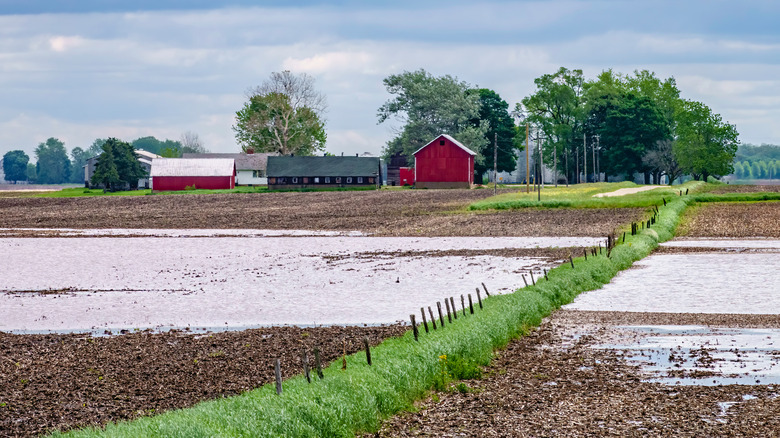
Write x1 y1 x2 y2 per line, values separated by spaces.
468 181 703 210
691 192 780 203
51 202 690 438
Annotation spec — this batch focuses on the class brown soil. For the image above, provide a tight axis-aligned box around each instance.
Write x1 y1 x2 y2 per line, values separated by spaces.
372 311 780 437
677 202 780 238
0 325 405 437
0 190 642 237
705 184 780 194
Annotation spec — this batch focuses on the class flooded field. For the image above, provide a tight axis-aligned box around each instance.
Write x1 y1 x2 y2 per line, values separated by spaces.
561 239 780 388
565 240 780 314
0 234 600 333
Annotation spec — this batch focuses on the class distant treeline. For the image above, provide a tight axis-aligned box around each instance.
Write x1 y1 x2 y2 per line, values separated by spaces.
732 143 779 180
2 133 206 184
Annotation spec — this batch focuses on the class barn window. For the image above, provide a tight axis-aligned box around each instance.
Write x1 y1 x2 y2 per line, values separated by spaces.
368 177 374 184
314 177 320 183
292 177 298 183
357 177 363 183
324 177 331 183
269 177 276 184
335 177 342 184
346 177 353 184
252 170 259 178
439 139 445 145
277 177 285 184
303 177 309 183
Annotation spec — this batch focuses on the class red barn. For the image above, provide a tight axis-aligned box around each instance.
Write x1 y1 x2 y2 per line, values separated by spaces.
413 134 476 189
150 158 236 191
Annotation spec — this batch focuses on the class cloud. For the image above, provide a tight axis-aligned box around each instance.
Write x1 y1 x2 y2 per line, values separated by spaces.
48 35 85 52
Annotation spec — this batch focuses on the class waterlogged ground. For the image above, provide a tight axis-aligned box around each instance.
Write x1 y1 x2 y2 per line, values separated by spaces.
0 234 601 333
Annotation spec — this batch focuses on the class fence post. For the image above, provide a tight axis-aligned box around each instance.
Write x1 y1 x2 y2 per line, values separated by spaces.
421 307 429 333
428 306 437 330
410 315 418 342
274 358 282 395
476 288 483 309
302 349 311 383
314 348 324 380
437 302 445 328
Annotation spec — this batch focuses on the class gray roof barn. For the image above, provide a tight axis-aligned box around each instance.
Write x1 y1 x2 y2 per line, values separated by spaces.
182 153 275 171
267 156 381 178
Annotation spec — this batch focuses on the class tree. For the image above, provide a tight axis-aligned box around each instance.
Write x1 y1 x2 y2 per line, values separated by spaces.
180 131 207 154
26 163 37 183
643 139 682 185
674 100 739 181
520 67 585 183
91 142 120 191
378 69 488 164
469 89 520 182
70 147 91 184
35 138 71 184
2 150 29 183
596 93 670 180
132 136 181 156
90 138 146 190
233 70 327 155
86 138 107 158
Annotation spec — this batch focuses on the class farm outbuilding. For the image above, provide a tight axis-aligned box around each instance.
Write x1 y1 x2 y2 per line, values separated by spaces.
267 156 381 190
150 158 236 191
182 152 277 186
413 134 476 189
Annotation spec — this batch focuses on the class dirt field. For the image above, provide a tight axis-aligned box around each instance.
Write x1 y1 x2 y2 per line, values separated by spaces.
706 184 780 194
372 310 780 437
677 201 780 238
0 325 406 437
0 190 642 237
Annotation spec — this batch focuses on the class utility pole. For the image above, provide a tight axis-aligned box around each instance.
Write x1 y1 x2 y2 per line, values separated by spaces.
565 148 569 187
583 133 587 184
594 134 600 182
575 147 579 184
525 123 530 193
538 132 544 190
553 143 558 188
493 132 497 195
592 135 596 183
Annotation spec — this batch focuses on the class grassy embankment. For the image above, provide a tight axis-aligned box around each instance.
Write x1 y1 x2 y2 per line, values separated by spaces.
52 182 748 438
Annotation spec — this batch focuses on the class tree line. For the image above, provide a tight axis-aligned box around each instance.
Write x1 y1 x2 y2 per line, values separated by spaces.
378 67 739 185
732 143 780 180
2 132 206 184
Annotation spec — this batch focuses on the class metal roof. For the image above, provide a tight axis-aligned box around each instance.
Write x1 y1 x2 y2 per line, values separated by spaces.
267 156 380 177
413 134 477 156
151 158 235 177
182 152 276 170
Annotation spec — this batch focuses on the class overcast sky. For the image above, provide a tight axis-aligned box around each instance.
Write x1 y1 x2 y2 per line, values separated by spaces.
1 1 779 160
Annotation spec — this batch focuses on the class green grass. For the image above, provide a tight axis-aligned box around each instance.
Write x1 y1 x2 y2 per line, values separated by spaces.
468 181 705 210
50 195 691 437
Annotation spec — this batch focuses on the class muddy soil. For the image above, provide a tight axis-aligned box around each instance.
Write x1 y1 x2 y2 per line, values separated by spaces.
0 325 405 437
372 311 780 437
0 190 641 237
677 202 780 238
705 184 780 194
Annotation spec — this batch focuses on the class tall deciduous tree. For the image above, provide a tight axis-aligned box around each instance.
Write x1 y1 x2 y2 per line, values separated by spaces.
70 147 90 184
3 150 29 183
180 131 207 154
520 67 585 183
643 139 682 185
469 89 520 182
378 69 488 164
234 71 327 155
35 138 71 184
596 93 670 180
674 100 739 181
